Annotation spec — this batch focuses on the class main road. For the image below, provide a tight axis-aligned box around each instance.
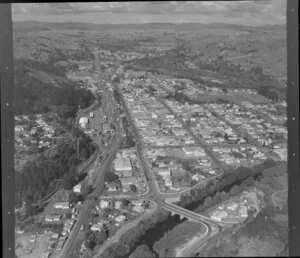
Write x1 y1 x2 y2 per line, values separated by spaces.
58 137 121 258
58 52 123 258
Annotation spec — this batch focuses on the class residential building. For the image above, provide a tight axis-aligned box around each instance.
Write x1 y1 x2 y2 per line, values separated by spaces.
73 184 82 193
115 215 126 223
91 224 102 232
100 200 110 209
53 202 69 209
210 210 228 221
114 201 122 210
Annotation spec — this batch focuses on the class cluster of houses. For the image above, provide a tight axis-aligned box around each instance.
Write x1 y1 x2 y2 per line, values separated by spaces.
90 199 149 233
206 103 287 152
212 145 267 168
42 201 78 253
166 100 247 146
241 101 287 125
209 188 265 222
15 114 58 155
120 80 196 147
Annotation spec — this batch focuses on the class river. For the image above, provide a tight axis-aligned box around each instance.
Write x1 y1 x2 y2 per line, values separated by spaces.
118 172 262 258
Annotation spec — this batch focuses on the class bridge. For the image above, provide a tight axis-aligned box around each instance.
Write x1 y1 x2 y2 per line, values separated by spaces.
158 199 240 227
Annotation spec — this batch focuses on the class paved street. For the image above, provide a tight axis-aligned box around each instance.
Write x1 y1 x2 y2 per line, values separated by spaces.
58 138 120 258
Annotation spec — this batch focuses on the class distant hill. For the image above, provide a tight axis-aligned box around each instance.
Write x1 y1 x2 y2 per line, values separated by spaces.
13 21 286 79
13 20 285 32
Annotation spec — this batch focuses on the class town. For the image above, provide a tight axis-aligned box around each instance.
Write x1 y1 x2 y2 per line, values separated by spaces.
12 6 288 258
15 47 287 258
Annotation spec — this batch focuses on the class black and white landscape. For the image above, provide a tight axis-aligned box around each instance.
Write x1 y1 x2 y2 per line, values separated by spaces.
13 2 288 258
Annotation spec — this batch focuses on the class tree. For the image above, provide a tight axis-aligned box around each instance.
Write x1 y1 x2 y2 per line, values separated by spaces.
82 185 93 198
130 184 137 192
68 191 78 204
95 230 108 245
122 199 130 207
86 232 97 250
64 174 77 190
105 172 119 183
130 244 156 258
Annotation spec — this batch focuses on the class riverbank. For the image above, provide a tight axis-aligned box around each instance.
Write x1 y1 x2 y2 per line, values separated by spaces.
93 203 158 258
174 231 207 257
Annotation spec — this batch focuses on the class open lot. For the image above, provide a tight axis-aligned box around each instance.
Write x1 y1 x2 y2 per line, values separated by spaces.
15 232 51 258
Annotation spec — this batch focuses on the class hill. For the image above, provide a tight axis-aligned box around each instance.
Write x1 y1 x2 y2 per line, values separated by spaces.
13 21 286 79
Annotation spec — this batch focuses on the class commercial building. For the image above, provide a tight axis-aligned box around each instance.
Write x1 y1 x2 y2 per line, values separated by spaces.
114 157 132 171
121 176 138 187
79 117 89 128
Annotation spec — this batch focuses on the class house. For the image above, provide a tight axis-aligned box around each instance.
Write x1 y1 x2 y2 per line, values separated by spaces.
73 184 82 193
51 233 59 239
133 205 144 213
191 174 200 182
114 157 132 171
16 229 25 234
239 205 248 218
115 215 126 223
164 176 173 187
53 202 69 209
63 219 75 234
100 200 110 209
131 200 144 206
91 224 102 232
210 210 228 221
106 182 117 192
114 201 122 210
226 202 239 211
157 169 171 177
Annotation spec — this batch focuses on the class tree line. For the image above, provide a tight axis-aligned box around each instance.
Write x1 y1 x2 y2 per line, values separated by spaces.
15 130 96 215
178 159 276 209
14 59 95 116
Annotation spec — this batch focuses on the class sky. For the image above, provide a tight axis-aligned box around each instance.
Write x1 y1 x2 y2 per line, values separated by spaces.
12 1 286 26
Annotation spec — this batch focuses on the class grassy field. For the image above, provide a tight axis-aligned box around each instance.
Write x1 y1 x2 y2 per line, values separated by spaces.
153 221 206 257
31 69 69 86
15 231 52 258
190 92 270 104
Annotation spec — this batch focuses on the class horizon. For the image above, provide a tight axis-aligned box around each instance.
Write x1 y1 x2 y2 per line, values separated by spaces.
12 1 286 27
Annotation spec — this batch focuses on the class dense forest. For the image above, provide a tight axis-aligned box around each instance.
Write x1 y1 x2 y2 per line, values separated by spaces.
14 59 95 116
15 128 96 214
